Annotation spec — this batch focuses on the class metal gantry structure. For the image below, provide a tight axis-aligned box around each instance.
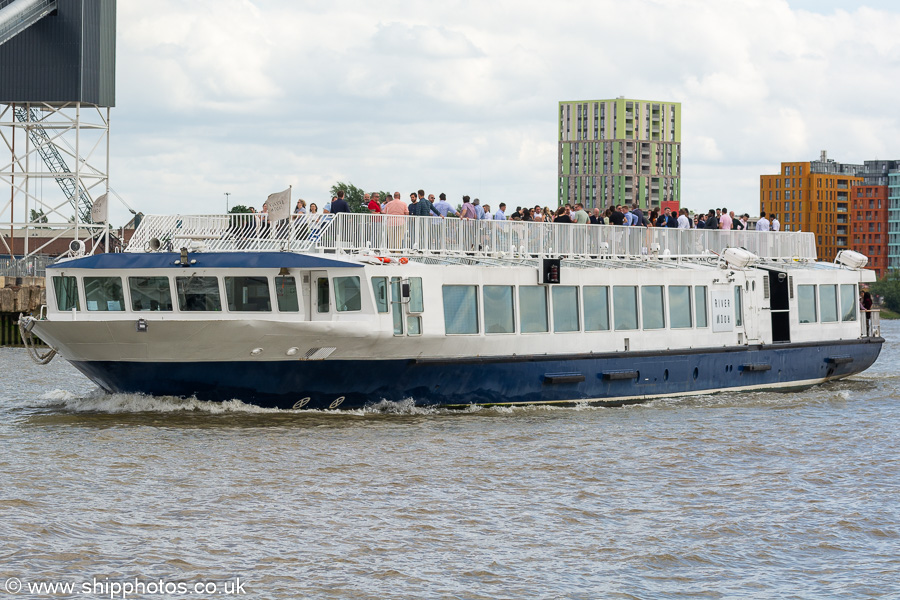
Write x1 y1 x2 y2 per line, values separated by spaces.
0 101 111 258
0 0 117 265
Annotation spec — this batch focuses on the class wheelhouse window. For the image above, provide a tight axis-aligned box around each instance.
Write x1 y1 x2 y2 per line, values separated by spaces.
519 286 548 333
819 284 838 322
274 276 299 312
316 277 329 313
129 276 173 311
840 284 857 322
583 286 610 331
391 277 403 335
84 277 125 311
52 276 80 311
694 286 708 328
225 276 272 312
408 278 424 313
371 277 389 313
797 284 816 323
552 286 580 332
483 285 515 334
613 286 638 330
641 285 665 330
333 276 361 312
668 286 692 328
443 285 478 334
176 276 222 311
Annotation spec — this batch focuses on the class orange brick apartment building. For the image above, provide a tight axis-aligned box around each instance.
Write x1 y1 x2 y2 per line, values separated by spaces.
760 153 897 277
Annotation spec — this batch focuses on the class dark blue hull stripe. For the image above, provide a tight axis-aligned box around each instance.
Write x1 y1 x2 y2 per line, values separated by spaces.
70 340 883 411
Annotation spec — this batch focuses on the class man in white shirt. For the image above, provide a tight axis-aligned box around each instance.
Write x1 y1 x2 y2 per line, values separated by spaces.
756 211 770 231
677 208 690 228
770 214 780 231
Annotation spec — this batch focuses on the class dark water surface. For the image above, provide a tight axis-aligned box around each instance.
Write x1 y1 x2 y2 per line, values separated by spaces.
1 323 898 599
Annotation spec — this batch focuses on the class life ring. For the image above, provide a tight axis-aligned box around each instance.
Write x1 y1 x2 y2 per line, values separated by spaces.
376 256 392 264
399 257 409 264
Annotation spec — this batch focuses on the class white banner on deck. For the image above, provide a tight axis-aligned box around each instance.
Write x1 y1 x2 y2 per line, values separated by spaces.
91 193 108 223
266 187 291 222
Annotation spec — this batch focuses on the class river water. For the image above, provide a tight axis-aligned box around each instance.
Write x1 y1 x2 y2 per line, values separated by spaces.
1 323 898 600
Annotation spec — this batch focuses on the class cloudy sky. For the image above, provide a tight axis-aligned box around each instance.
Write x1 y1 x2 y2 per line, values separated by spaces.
91 0 900 223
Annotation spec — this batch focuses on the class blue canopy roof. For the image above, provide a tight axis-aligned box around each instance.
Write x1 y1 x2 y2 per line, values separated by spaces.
48 252 362 270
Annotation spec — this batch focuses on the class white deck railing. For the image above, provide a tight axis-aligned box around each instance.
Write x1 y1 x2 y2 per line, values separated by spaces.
127 213 818 261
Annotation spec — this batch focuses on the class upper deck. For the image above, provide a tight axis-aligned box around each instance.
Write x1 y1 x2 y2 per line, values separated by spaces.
126 213 818 261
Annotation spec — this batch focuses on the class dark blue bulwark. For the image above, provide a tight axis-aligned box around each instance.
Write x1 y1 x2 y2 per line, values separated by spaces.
70 339 883 411
47 252 362 270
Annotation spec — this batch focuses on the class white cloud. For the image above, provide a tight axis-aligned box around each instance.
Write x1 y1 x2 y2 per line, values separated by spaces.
62 0 900 223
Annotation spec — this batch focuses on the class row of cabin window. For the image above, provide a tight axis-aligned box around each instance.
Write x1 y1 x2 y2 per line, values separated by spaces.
440 284 722 335
796 284 858 324
52 275 304 313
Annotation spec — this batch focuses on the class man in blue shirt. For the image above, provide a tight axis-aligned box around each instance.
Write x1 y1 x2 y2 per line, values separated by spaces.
433 193 457 217
473 198 484 220
330 191 350 214
493 203 507 220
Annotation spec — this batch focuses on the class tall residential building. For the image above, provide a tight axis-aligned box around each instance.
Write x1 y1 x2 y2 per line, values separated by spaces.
851 160 898 278
889 171 900 272
558 97 681 211
761 153 900 272
760 152 862 262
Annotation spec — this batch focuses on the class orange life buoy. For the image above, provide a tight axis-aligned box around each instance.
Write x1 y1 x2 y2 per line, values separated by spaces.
376 256 392 264
399 257 409 264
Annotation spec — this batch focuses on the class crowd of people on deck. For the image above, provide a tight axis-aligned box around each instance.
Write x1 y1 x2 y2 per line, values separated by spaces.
247 190 784 232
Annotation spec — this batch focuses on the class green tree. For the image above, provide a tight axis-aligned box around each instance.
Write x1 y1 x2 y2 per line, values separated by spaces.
871 271 900 312
229 205 253 214
329 182 368 213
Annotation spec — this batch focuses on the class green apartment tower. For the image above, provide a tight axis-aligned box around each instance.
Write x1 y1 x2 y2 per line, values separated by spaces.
558 97 681 210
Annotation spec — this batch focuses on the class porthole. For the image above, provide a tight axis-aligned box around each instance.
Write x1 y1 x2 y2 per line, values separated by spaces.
664 369 669 381
693 367 699 381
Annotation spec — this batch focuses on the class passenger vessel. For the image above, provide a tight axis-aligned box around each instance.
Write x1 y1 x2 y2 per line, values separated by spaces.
21 213 883 410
